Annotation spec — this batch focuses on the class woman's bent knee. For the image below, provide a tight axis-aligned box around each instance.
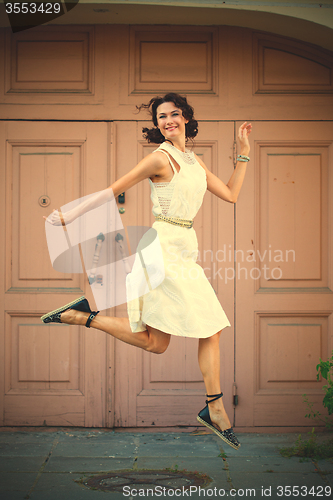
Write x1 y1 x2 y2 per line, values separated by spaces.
146 339 169 354
149 343 169 354
146 325 171 354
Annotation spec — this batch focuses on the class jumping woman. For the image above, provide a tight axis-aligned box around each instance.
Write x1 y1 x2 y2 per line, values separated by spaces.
42 93 252 449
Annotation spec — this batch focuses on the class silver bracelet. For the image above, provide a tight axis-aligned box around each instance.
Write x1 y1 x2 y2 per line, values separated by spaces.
237 154 250 162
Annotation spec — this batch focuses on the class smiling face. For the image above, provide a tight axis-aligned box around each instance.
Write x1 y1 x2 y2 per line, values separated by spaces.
156 101 189 142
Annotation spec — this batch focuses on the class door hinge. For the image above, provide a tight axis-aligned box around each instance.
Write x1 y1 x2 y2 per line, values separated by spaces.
233 382 238 406
233 141 237 167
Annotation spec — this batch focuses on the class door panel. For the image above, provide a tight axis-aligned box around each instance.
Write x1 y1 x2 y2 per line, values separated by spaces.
0 121 110 426
114 121 235 426
235 121 333 427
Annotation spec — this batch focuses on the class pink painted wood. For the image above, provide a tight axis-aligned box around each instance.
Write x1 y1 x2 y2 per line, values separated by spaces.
0 121 110 426
235 121 333 428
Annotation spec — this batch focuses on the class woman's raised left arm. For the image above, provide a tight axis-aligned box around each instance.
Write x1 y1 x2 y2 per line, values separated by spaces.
196 121 252 203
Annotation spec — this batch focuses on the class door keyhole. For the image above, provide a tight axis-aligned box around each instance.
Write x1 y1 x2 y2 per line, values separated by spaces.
38 195 51 208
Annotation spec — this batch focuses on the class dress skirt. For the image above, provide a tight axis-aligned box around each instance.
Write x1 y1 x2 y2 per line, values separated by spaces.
126 221 231 338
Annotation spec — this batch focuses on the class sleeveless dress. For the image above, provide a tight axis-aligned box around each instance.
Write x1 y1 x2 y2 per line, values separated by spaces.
125 142 231 338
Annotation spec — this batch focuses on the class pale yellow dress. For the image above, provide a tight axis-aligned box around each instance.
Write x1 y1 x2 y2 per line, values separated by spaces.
125 142 231 338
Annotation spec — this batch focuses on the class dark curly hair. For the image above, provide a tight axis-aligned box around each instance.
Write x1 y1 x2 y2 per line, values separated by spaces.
136 93 198 144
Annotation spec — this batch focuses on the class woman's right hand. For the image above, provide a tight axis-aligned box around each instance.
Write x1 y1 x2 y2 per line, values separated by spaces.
238 122 251 155
43 209 71 226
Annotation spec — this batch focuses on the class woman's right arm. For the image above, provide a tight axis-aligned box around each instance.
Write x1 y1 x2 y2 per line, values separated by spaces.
44 151 165 226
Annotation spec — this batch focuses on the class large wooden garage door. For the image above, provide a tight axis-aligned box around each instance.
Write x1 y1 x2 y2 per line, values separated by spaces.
114 121 236 426
0 121 110 426
1 24 332 429
236 121 333 428
2 120 332 428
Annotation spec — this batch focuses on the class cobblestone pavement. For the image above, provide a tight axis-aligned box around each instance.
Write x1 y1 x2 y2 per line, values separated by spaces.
0 429 331 499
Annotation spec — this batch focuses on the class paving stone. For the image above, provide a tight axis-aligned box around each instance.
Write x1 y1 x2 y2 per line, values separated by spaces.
0 456 45 472
0 442 52 457
1 492 33 500
56 430 116 442
135 456 180 470
0 432 57 444
316 458 333 473
29 472 109 500
0 431 331 500
136 456 226 474
52 439 136 458
221 442 287 458
44 456 134 472
0 471 38 492
136 433 221 458
326 473 333 488
214 433 302 453
226 456 316 473
233 433 305 444
228 471 327 490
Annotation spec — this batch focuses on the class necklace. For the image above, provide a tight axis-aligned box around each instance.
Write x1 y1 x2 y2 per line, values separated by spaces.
163 141 196 165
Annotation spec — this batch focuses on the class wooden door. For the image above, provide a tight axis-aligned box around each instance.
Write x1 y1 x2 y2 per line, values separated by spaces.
114 121 236 427
235 121 333 428
0 121 110 426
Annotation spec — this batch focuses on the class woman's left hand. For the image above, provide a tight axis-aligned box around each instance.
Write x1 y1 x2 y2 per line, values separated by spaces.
238 122 252 153
43 209 70 226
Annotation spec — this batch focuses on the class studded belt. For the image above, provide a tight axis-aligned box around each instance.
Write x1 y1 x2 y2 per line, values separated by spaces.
154 214 194 228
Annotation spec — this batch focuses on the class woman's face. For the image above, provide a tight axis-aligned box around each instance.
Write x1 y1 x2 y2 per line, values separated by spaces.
156 102 189 141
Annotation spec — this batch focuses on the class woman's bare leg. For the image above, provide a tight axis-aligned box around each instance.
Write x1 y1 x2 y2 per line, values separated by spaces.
198 331 232 431
60 309 171 354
